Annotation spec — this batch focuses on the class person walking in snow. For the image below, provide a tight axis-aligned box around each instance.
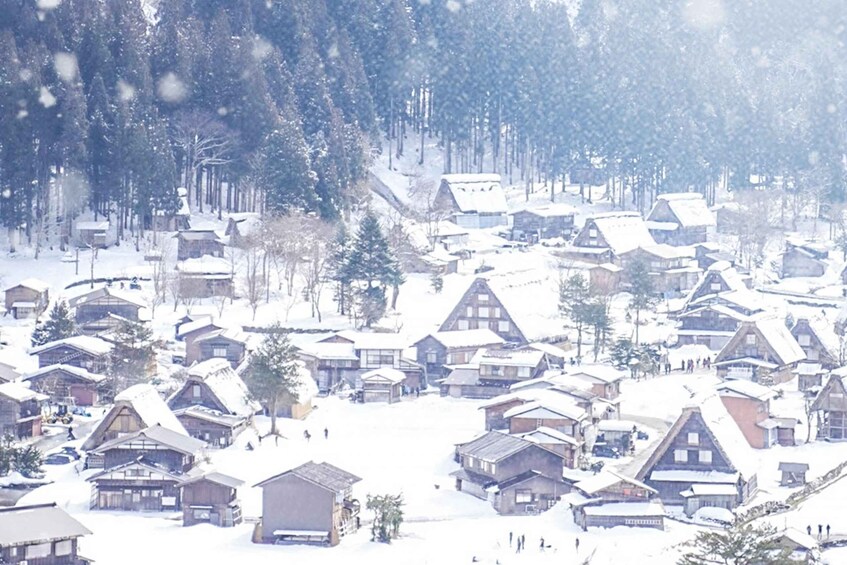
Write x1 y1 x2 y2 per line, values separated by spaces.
575 537 580 552
324 427 329 439
827 524 831 538
539 537 545 551
807 525 812 536
67 426 75 441
521 534 525 550
304 430 311 442
509 532 513 547
818 524 823 539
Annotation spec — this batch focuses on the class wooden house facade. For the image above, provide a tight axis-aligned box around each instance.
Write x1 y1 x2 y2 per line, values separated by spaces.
438 278 528 344
177 258 234 299
781 239 828 278
646 193 715 246
811 375 847 441
0 382 46 439
565 211 656 264
510 204 576 241
179 472 244 528
68 286 145 333
715 380 790 449
22 364 106 406
567 471 664 530
414 329 505 378
176 230 224 260
0 503 92 565
185 327 248 368
359 368 406 403
74 220 110 248
713 318 805 384
87 459 186 512
790 318 838 369
676 304 750 350
618 245 700 297
31 336 113 373
4 278 49 319
255 461 362 546
475 348 548 388
173 406 248 447
451 431 567 515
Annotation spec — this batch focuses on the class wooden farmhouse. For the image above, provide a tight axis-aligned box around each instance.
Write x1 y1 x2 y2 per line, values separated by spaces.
451 431 567 515
297 340 360 394
177 257 234 299
74 220 111 248
510 203 576 241
713 317 806 384
646 193 715 245
781 238 828 278
503 397 587 440
22 364 106 406
439 278 529 344
693 242 741 270
176 229 224 260
566 470 664 530
255 461 362 546
168 358 260 445
676 303 754 350
315 331 424 389
82 383 188 453
88 424 205 512
414 328 505 378
433 174 508 229
514 426 582 464
716 380 795 448
790 318 838 369
636 396 758 512
0 503 92 565
679 261 754 314
4 278 49 319
185 326 249 369
588 263 623 294
474 348 548 388
179 471 244 528
618 244 701 297
68 286 146 333
779 462 809 487
566 365 626 402
30 335 113 373
810 375 847 441
176 316 224 342
565 211 656 264
0 382 47 439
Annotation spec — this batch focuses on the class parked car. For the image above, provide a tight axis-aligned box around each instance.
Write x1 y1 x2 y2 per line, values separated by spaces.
636 430 649 440
592 443 621 459
60 446 82 460
43 453 75 465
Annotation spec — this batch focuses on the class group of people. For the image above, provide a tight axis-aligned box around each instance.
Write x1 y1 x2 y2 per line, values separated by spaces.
303 427 330 442
807 524 831 540
681 357 711 373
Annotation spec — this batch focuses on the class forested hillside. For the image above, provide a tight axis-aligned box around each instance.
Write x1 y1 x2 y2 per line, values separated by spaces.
0 0 845 248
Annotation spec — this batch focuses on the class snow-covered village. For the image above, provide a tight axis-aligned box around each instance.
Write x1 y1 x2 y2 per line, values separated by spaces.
2 1 847 565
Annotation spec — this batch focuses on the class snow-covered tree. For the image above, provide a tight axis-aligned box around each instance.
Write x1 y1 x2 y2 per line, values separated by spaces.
31 301 77 347
244 326 302 437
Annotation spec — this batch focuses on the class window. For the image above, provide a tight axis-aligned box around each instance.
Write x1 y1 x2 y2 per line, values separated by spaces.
193 508 212 520
426 352 438 364
212 346 228 358
466 456 475 468
192 384 201 398
588 228 598 238
518 366 531 378
710 282 721 291
478 307 490 318
458 320 469 330
9 547 16 557
478 294 489 302
490 365 502 376
490 463 496 474
536 419 544 428
55 540 72 557
674 449 688 463
745 334 756 345
466 306 474 317
26 542 52 559
515 490 533 503
498 321 510 332
493 307 501 318
699 450 712 464
687 432 699 445
798 334 811 346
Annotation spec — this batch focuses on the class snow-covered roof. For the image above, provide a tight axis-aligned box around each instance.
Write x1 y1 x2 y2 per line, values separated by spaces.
598 419 638 432
179 471 243 489
0 504 92 546
503 397 587 422
0 381 46 402
178 229 221 241
22 364 106 384
360 367 406 384
425 329 505 349
194 327 249 345
582 502 665 517
457 431 537 462
114 384 187 436
652 193 715 228
515 426 581 446
574 470 655 496
753 317 805 366
472 348 545 368
681 483 740 497
333 330 408 351
794 362 825 376
649 470 740 483
172 405 245 428
68 285 146 309
588 212 656 255
440 174 507 214
636 243 696 260
228 213 263 238
7 278 50 293
183 358 260 417
715 380 776 402
176 316 219 337
93 423 205 455
526 342 568 358
695 394 757 478
566 364 627 384
256 461 361 493
29 335 114 356
178 256 231 275
511 203 576 218
298 341 358 361
76 220 109 231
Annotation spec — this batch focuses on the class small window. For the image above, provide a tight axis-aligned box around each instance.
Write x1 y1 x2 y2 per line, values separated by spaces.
458 320 469 330
588 228 598 238
745 334 756 345
493 307 501 318
518 366 531 378
212 346 228 358
9 547 17 557
699 450 712 464
478 307 490 318
515 489 533 503
490 463 496 474
674 449 688 463
498 321 510 332
478 294 489 302
710 282 721 291
55 540 71 557
466 456 475 468
798 334 811 346
27 542 52 559
192 384 201 398
466 306 474 317
426 352 437 364
687 432 699 445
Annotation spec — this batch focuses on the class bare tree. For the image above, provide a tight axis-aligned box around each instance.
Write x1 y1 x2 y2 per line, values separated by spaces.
300 217 334 322
263 213 307 296
730 190 777 269
171 110 237 215
241 236 266 320
408 176 451 246
177 275 207 314
145 237 173 317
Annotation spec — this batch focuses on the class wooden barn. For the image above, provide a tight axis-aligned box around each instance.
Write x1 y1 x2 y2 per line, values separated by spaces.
810 375 847 441
68 286 146 333
255 461 362 546
173 406 248 448
91 424 204 474
414 328 505 378
646 193 715 245
185 326 249 369
176 229 224 260
21 364 106 406
510 204 576 241
565 211 656 264
359 368 406 403
433 174 508 229
566 470 664 530
781 238 828 278
713 317 806 384
715 380 794 448
4 278 49 319
790 318 838 369
177 258 234 299
179 472 244 528
438 278 529 344
0 382 47 439
30 335 113 373
75 220 111 248
0 503 92 565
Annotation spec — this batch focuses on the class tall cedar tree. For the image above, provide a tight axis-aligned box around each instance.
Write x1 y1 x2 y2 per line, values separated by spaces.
559 272 591 359
108 319 156 397
244 326 302 436
31 301 77 347
626 258 657 345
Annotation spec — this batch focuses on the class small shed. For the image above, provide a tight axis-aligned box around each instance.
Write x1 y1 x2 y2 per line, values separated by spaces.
177 257 234 299
778 462 809 487
179 471 243 528
680 484 739 518
589 263 622 294
75 220 111 248
176 229 225 261
359 368 406 403
510 204 576 241
4 278 49 319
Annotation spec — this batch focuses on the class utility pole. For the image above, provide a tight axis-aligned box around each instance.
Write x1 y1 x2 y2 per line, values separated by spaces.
89 244 96 288
74 247 79 276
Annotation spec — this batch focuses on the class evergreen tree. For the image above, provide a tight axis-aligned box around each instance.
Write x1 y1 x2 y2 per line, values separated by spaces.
366 493 404 543
253 120 318 214
626 258 657 345
108 319 155 396
244 325 303 436
559 272 591 359
328 225 353 316
678 523 794 565
31 300 77 347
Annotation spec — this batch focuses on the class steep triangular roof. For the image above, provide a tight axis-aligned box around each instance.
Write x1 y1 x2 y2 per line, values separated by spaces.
576 212 656 255
438 278 528 344
647 193 715 228
170 358 260 417
791 318 838 368
715 317 805 367
255 461 361 493
811 374 847 412
637 395 756 481
92 423 205 455
682 262 750 311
